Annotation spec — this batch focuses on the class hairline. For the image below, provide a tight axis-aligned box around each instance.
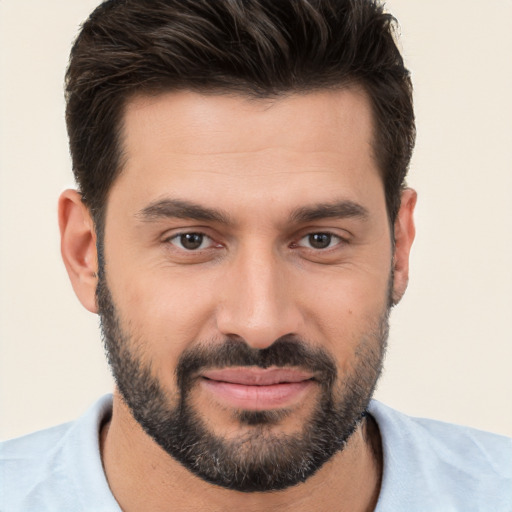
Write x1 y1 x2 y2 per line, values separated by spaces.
91 81 390 238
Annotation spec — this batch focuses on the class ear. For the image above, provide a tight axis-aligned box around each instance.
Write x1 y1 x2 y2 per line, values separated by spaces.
391 188 417 306
58 189 99 313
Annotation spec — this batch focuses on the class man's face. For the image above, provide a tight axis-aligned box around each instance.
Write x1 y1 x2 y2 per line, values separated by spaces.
98 89 395 491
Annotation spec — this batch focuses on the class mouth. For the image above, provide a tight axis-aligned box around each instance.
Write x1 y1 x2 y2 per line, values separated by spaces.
200 367 316 410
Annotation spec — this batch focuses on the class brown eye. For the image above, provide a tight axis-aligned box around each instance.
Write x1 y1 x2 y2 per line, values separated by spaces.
295 232 344 251
170 233 209 250
308 233 332 249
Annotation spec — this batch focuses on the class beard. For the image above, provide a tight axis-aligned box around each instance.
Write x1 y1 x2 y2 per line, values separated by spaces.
96 269 389 492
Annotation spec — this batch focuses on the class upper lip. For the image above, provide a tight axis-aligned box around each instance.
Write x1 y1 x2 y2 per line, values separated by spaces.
201 367 314 386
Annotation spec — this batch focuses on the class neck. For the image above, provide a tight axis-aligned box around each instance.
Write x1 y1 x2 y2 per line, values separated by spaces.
101 392 382 512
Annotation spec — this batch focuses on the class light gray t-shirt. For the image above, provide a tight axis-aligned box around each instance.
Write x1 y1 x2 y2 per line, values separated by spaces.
1 395 511 511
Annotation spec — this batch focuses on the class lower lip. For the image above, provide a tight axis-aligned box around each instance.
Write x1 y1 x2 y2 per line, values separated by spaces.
200 378 314 410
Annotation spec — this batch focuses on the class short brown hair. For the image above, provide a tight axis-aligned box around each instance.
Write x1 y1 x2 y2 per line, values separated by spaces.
66 0 415 227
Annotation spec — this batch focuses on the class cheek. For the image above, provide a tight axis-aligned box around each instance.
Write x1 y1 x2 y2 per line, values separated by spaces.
105 263 219 386
296 263 391 361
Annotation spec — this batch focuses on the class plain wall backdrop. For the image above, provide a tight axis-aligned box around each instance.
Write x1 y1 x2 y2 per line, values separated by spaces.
1 0 511 440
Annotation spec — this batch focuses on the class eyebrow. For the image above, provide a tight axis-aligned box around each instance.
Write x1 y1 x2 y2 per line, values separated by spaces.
136 198 369 225
136 199 232 224
290 200 369 223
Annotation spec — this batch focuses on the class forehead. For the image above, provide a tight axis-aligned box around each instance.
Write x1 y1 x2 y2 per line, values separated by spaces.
121 88 376 164
110 88 382 219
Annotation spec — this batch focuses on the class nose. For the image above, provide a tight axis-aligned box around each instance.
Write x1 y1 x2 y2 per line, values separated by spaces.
215 244 303 350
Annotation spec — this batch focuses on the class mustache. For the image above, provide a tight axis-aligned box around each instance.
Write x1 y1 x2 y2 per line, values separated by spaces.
176 335 337 389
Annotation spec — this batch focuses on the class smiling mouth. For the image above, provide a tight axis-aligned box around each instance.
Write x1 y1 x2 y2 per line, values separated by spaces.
200 367 316 410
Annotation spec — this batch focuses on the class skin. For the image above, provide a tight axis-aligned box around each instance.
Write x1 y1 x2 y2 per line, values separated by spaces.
59 88 416 511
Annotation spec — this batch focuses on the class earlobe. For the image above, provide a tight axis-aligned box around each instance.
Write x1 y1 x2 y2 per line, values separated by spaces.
58 189 99 313
391 188 417 306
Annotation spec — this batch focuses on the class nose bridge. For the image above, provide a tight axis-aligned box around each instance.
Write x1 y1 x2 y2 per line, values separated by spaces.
216 239 301 349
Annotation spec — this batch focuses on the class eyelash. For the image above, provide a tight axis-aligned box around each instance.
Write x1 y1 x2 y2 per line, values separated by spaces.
167 232 218 251
165 231 347 252
293 232 345 251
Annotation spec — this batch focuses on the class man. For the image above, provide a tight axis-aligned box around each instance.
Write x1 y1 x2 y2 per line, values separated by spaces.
1 0 510 510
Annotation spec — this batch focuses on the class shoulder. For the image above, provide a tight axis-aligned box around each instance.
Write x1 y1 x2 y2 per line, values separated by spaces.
369 401 512 511
1 420 74 460
370 400 512 471
0 394 119 512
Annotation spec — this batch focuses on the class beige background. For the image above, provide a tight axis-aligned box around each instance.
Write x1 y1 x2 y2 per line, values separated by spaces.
1 0 511 440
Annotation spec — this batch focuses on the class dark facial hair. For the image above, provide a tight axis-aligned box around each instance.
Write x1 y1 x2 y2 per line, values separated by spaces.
96 264 389 492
